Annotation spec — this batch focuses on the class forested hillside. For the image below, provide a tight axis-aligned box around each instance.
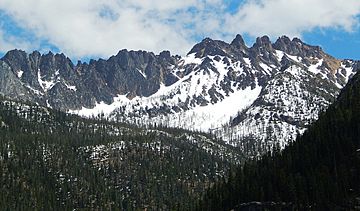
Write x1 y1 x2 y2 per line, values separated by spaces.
0 97 241 210
197 70 360 210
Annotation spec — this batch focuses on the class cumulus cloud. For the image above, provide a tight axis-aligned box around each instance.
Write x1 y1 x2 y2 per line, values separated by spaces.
0 0 218 58
226 0 360 38
0 0 359 58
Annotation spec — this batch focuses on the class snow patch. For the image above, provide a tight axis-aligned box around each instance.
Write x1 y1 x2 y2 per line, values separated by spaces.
64 82 77 91
38 69 56 92
275 50 285 61
17 70 24 78
178 85 262 131
67 85 77 91
25 85 43 96
307 59 323 75
285 66 301 76
136 68 147 79
287 54 302 63
259 63 272 75
182 53 203 65
46 100 52 108
70 95 128 117
243 58 251 67
340 62 355 83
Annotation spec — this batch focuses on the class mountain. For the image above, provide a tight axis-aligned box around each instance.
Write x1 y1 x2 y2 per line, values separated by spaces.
0 49 179 109
0 35 358 153
0 96 241 210
196 62 360 210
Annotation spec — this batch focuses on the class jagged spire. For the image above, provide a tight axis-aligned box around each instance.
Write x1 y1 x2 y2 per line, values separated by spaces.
273 35 323 58
254 35 272 48
230 34 247 49
187 37 229 58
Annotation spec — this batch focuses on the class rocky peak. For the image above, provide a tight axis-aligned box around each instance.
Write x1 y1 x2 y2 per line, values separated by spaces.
187 37 229 58
36 52 74 78
250 36 274 56
253 35 272 49
3 49 28 60
273 36 291 50
54 52 68 61
1 49 41 88
29 50 41 60
273 36 323 58
159 50 171 60
114 49 157 67
250 36 274 55
158 50 178 66
274 36 343 75
2 49 29 71
292 37 303 44
249 36 278 67
230 34 248 50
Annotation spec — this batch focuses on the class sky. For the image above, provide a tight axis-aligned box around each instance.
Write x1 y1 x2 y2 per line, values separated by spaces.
0 0 359 61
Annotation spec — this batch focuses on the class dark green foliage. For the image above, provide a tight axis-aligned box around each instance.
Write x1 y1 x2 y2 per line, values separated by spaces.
197 71 360 210
0 97 240 210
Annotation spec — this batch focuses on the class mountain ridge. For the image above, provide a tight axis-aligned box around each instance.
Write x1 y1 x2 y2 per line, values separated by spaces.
0 34 358 151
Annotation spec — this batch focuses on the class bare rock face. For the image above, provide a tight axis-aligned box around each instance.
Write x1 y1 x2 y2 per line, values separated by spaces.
0 60 32 101
0 48 180 110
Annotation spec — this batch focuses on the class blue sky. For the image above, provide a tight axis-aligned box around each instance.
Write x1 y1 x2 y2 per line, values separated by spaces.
0 0 359 61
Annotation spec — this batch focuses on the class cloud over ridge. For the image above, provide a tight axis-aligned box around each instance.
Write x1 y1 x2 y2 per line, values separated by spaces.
0 0 359 58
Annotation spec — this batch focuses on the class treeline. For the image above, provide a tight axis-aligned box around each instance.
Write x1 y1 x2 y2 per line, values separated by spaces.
196 72 360 210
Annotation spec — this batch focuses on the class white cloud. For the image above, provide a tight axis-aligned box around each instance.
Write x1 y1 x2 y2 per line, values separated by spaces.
0 28 36 52
0 0 359 58
0 0 211 58
225 0 360 38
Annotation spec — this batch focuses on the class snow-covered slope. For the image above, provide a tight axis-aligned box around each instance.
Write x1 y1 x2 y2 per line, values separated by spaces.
73 54 262 131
